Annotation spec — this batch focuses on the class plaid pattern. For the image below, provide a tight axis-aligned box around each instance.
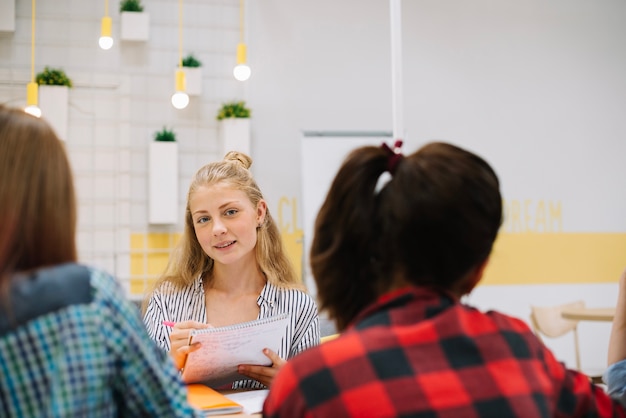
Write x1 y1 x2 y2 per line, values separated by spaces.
264 286 625 418
0 264 202 417
605 360 626 408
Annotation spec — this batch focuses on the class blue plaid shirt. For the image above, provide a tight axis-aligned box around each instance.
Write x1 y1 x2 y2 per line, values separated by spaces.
605 360 626 408
0 263 203 417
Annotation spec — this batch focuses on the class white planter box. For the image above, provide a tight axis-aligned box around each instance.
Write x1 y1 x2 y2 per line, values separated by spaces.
39 85 69 141
182 67 202 96
121 12 150 41
0 0 15 32
149 141 178 224
220 118 251 156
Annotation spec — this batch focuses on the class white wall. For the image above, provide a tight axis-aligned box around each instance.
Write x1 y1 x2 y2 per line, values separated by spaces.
247 0 626 371
249 0 626 226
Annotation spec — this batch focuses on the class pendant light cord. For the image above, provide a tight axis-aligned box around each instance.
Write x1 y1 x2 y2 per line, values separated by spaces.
239 0 244 43
30 0 36 83
178 0 183 68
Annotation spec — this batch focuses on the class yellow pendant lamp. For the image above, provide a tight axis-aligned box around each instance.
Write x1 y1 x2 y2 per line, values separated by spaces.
233 0 251 81
24 0 40 117
171 0 189 109
99 0 113 50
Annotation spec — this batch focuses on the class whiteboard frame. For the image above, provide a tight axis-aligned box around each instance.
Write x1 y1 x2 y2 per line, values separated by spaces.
300 131 392 297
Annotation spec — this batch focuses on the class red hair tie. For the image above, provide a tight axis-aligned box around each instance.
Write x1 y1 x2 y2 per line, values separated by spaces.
381 140 403 174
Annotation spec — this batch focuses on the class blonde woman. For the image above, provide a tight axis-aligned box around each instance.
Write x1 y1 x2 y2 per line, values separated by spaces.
143 152 320 389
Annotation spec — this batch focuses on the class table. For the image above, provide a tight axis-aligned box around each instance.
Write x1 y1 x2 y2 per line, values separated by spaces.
211 389 264 417
211 412 260 417
561 307 615 322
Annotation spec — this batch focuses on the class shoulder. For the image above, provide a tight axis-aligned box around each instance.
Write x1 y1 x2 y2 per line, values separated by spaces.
19 263 94 306
152 276 200 299
1 263 98 333
272 285 318 310
481 308 535 333
461 306 546 354
88 266 124 297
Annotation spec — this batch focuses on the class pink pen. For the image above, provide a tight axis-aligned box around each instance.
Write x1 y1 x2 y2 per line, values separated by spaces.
162 321 176 328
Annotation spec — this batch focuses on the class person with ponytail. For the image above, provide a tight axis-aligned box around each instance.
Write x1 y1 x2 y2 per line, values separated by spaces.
143 151 320 389
263 141 624 417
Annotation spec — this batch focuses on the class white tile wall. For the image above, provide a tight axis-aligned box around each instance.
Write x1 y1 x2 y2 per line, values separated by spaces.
0 0 16 33
0 0 245 297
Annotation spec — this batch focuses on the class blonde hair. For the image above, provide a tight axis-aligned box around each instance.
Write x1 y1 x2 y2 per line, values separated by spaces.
142 151 300 312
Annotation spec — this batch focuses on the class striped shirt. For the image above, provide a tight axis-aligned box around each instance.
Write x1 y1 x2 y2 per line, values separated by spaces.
143 276 321 389
0 263 202 418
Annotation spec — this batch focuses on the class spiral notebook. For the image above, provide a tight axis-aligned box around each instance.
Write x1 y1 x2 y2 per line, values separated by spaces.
181 313 289 387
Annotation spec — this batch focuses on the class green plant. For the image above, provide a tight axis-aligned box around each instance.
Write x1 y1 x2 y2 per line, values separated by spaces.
35 66 73 87
182 54 202 68
216 101 251 120
154 127 176 142
120 0 144 12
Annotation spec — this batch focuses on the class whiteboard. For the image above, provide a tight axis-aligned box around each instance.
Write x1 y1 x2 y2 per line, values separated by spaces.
301 131 392 296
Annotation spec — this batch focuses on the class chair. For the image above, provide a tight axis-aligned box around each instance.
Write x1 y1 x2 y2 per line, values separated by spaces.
529 300 604 384
321 333 339 343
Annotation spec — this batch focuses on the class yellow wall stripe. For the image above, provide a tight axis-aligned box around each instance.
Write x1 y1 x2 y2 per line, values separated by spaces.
482 232 626 285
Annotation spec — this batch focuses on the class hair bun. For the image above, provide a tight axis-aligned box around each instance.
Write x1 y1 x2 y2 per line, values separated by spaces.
223 151 252 169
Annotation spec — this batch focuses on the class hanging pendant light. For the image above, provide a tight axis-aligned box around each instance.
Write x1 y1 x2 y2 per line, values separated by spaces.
24 0 40 117
233 0 250 81
99 0 113 50
171 0 188 109
171 69 189 109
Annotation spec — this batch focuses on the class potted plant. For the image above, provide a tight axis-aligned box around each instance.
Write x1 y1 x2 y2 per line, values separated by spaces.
153 126 176 142
181 53 202 96
36 66 72 141
36 66 73 87
217 101 251 155
216 101 251 120
149 127 178 224
120 0 149 42
120 0 143 11
182 53 201 68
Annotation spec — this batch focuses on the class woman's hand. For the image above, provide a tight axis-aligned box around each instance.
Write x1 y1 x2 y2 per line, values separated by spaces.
168 320 211 371
237 348 286 387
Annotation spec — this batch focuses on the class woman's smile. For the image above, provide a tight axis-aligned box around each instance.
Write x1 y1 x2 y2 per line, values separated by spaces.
214 240 236 249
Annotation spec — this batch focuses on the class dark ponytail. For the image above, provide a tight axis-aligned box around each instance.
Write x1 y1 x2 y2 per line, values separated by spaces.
310 146 389 331
311 141 502 330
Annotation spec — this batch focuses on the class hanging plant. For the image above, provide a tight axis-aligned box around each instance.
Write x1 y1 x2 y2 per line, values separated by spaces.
154 127 176 142
36 66 73 87
216 101 251 120
120 0 144 12
182 53 202 68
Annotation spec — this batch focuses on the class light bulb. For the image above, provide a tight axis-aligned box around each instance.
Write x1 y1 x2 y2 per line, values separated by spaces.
99 36 113 50
171 91 189 109
24 105 42 118
25 82 40 117
99 16 113 50
233 64 251 81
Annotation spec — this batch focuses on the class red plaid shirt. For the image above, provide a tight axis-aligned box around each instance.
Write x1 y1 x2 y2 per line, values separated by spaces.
264 286 625 418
